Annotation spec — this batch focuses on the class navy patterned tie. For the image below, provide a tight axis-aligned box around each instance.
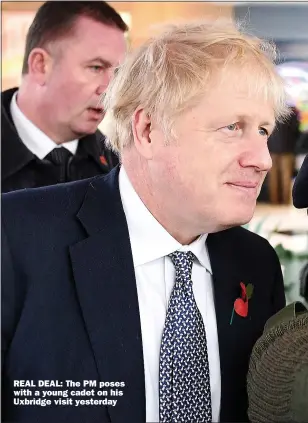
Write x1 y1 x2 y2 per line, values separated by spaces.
159 251 212 423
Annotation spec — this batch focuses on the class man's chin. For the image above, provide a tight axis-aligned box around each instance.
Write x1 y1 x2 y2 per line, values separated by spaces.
73 124 100 137
221 207 256 230
236 210 255 227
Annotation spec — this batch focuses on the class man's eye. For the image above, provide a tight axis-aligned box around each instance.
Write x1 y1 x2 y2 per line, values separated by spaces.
259 127 269 136
226 122 240 131
89 65 104 73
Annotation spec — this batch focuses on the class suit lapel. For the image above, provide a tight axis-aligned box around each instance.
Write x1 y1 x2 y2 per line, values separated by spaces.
207 230 249 422
69 169 145 423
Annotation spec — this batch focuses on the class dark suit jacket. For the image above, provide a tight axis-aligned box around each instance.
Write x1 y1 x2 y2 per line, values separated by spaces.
1 167 286 423
1 87 119 193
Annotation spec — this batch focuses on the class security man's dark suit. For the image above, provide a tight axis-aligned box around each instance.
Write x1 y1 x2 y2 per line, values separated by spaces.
1 88 118 193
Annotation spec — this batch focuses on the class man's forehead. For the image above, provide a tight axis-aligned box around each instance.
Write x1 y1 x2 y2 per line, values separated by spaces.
73 15 121 37
214 75 271 103
196 86 276 124
59 16 126 63
213 64 278 98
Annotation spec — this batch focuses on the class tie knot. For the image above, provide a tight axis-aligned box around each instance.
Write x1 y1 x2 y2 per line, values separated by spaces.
169 251 195 275
45 147 72 165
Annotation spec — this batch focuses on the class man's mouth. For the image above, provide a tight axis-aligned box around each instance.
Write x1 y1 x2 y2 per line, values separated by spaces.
226 181 259 196
88 107 104 114
87 107 105 120
227 181 258 188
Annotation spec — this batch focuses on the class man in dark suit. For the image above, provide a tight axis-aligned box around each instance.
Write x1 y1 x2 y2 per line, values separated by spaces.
1 1 127 193
2 21 289 423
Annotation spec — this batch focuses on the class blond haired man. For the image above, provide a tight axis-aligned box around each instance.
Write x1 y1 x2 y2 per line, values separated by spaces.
2 21 288 423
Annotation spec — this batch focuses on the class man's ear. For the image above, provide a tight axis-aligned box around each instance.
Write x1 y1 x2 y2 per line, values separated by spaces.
27 48 53 85
132 107 154 159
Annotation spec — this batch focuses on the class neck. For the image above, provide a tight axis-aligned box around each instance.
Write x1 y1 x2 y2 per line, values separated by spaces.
17 84 71 144
122 153 201 245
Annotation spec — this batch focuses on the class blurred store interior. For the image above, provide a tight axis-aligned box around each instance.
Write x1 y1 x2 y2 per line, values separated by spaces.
1 1 308 304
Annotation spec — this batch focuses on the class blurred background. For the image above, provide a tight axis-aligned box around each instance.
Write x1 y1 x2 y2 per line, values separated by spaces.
1 1 308 304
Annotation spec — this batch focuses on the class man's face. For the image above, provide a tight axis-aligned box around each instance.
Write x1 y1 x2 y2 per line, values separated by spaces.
44 16 126 138
148 70 275 233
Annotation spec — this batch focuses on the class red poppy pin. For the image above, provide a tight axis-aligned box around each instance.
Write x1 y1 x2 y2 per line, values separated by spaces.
230 282 254 325
100 155 108 166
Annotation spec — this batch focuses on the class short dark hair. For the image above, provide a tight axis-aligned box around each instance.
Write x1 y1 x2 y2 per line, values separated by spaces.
22 1 128 75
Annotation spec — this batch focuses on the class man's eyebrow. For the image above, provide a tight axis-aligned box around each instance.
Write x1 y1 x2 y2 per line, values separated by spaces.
87 57 113 68
259 120 275 127
237 115 275 127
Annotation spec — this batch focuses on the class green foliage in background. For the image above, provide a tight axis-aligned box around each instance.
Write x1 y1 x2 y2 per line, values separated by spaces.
243 218 308 301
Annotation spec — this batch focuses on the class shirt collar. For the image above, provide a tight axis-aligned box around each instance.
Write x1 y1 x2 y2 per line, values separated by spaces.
10 91 78 159
119 166 212 273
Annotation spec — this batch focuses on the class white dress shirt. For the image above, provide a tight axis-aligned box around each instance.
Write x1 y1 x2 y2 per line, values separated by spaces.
119 167 221 422
10 91 78 158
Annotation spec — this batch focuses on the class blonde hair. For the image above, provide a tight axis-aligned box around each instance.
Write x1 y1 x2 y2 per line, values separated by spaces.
103 20 290 154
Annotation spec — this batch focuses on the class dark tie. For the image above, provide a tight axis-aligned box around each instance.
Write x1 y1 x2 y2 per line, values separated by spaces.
45 147 72 183
159 251 212 423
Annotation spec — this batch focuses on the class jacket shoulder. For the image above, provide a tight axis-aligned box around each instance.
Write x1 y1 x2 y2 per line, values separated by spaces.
210 225 278 260
2 176 101 222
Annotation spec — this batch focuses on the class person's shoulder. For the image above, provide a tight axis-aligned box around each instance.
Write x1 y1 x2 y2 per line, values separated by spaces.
212 225 276 256
237 225 276 250
94 129 119 168
229 225 269 242
94 127 104 141
2 175 103 219
220 226 281 272
1 87 18 105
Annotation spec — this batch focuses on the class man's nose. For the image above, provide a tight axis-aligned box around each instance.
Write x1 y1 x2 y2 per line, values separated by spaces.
239 136 272 172
96 84 106 96
96 68 114 96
